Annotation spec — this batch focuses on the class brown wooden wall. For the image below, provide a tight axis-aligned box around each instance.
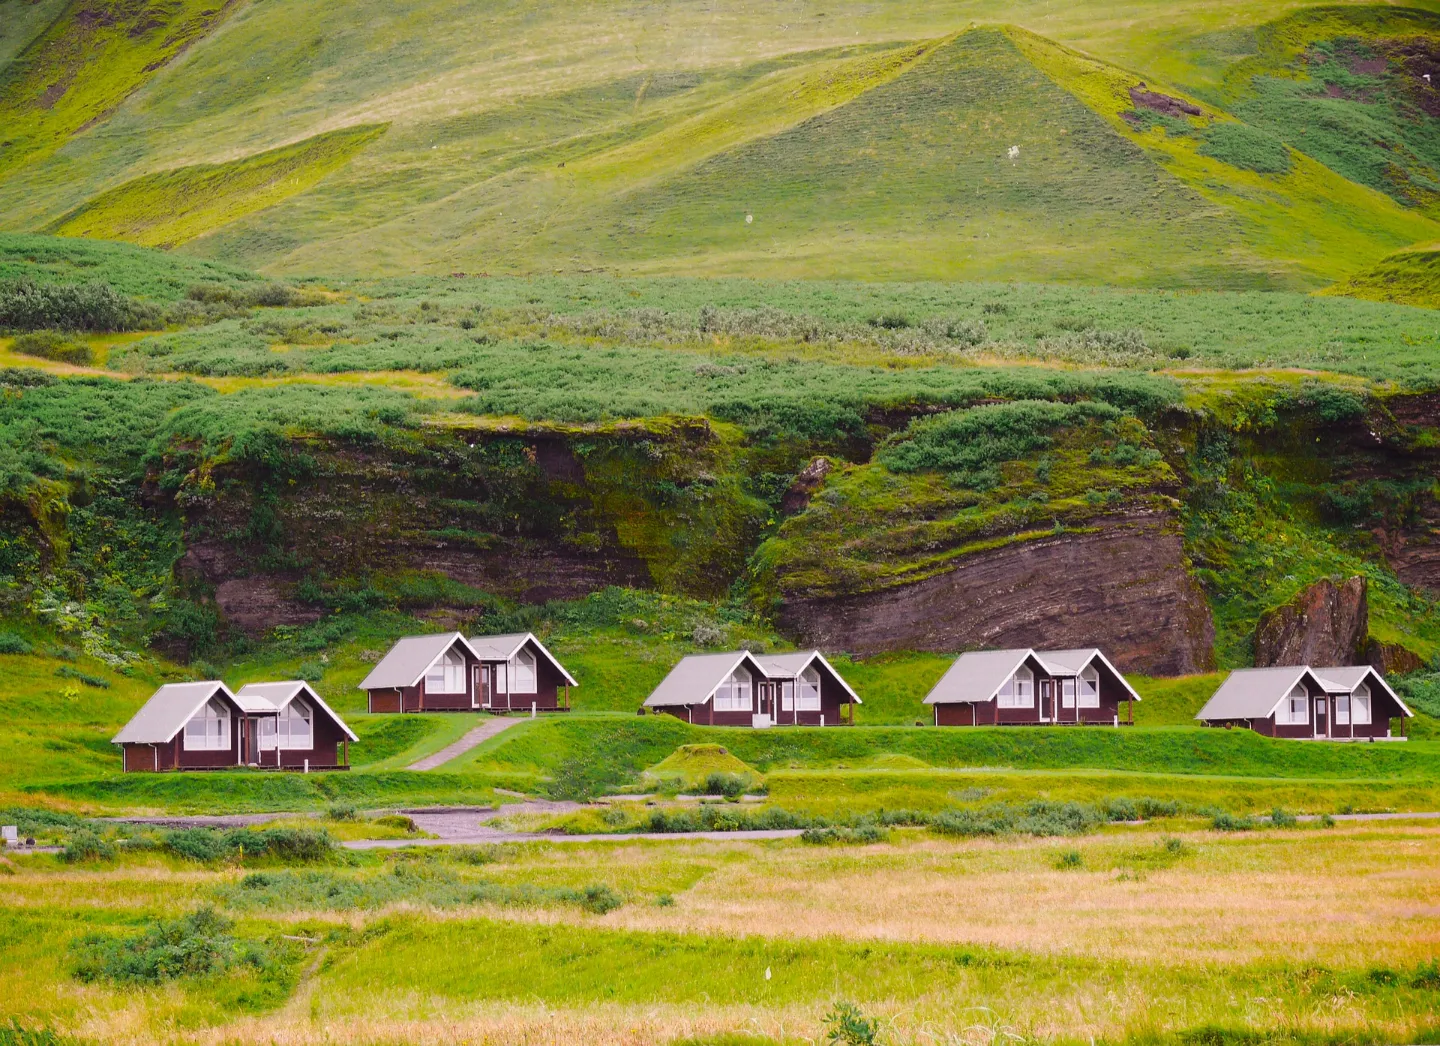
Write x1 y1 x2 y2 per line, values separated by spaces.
932 661 1135 727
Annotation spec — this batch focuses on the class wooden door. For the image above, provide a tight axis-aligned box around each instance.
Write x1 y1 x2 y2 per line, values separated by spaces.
1039 680 1053 723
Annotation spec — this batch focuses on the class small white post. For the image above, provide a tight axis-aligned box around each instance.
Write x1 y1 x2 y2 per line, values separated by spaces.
819 714 825 728
1114 714 1119 728
304 758 309 774
531 701 537 718
2 826 16 848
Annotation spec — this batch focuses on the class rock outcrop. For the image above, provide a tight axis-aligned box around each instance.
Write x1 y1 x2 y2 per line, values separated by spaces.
777 512 1215 676
1253 576 1368 668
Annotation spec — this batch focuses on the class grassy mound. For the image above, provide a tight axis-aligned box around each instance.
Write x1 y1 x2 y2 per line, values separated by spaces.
50 125 388 248
1326 243 1440 309
642 744 760 789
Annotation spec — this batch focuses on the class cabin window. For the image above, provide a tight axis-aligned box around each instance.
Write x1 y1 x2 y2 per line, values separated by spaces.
998 666 1034 708
713 666 752 712
510 649 538 694
183 698 231 751
1059 678 1076 709
779 680 795 711
797 666 822 711
425 647 467 694
1079 667 1101 708
260 699 315 751
1279 685 1309 725
1335 695 1350 725
1352 684 1372 725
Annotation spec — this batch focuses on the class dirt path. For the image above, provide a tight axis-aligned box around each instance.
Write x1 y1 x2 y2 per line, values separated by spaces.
406 716 524 771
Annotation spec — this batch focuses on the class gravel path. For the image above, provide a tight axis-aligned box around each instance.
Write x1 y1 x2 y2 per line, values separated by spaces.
406 716 524 771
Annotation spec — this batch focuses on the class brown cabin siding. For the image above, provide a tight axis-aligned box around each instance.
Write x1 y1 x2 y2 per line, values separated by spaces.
655 659 854 727
933 659 1135 727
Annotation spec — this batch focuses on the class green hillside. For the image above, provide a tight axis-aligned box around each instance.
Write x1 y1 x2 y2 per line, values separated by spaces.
0 1 1436 287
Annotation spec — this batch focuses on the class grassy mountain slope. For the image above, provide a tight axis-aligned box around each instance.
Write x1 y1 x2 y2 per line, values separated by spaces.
0 0 238 178
0 1 1435 283
47 124 388 248
1326 240 1440 307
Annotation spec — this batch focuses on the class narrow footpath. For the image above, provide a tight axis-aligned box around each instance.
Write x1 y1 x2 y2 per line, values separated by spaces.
406 715 523 771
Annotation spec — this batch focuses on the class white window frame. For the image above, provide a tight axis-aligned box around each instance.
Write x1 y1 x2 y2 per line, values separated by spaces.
1279 685 1309 725
797 666 822 711
1335 694 1351 726
1079 666 1100 708
183 698 231 751
425 646 467 694
779 680 795 712
1352 684 1372 726
1059 678 1076 709
259 698 315 751
713 666 752 712
998 666 1034 709
509 648 538 694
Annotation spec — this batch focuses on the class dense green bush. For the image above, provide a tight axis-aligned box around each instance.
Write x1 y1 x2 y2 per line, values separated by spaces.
0 632 32 654
1198 123 1292 174
11 331 92 365
0 278 150 332
702 772 749 798
70 908 264 984
878 400 1122 485
163 826 333 863
61 830 116 863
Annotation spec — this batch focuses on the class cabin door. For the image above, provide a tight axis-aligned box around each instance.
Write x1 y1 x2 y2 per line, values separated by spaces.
1314 697 1328 738
753 682 774 729
1039 680 1054 723
480 665 492 709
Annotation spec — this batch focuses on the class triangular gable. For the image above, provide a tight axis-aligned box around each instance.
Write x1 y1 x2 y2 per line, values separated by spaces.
1039 648 1140 702
1312 665 1412 717
924 648 1036 705
761 651 861 703
238 681 359 741
112 682 240 744
357 632 480 691
644 650 768 707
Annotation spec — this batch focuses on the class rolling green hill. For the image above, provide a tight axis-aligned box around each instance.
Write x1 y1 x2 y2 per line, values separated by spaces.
0 0 1436 289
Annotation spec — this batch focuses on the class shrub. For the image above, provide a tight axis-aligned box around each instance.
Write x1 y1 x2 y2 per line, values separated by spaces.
823 1001 881 1045
1198 123 1291 174
1211 812 1256 831
326 804 358 821
61 830 115 864
578 884 624 914
1054 849 1084 869
163 826 332 863
55 665 108 688
1270 806 1297 828
373 814 417 833
702 772 748 798
70 908 262 984
0 632 32 654
802 825 889 845
0 278 147 332
11 331 92 365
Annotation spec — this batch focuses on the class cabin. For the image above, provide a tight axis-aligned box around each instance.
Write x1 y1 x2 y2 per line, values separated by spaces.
358 631 576 713
469 632 577 712
643 650 860 727
1195 665 1412 740
112 680 357 772
924 648 1140 726
234 681 358 768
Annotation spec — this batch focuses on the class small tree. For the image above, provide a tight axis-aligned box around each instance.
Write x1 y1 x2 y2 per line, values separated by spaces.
824 1001 880 1045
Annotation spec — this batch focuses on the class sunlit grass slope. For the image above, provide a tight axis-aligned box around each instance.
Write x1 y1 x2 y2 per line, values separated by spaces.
48 124 387 248
0 0 236 178
1325 240 1440 309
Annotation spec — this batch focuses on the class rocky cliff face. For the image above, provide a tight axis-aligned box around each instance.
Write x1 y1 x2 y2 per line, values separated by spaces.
778 511 1215 676
1253 576 1368 667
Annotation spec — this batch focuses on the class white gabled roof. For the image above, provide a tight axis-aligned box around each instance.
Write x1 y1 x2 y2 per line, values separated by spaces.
1312 665 1411 716
1039 648 1141 701
357 633 477 691
924 649 1034 705
112 681 237 744
759 650 861 702
644 651 766 708
235 681 359 741
1195 666 1315 721
467 631 578 686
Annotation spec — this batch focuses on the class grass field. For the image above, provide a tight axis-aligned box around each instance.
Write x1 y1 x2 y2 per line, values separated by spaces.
2 818 1439 1044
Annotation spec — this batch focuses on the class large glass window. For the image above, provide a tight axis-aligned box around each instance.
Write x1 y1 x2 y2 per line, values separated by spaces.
797 666 822 711
1352 683 1372 725
1059 678 1076 709
425 647 467 694
1079 667 1101 708
1336 695 1351 725
713 667 752 712
510 649 537 694
1280 685 1309 725
998 667 1034 709
259 699 314 751
183 698 231 751
779 680 796 711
